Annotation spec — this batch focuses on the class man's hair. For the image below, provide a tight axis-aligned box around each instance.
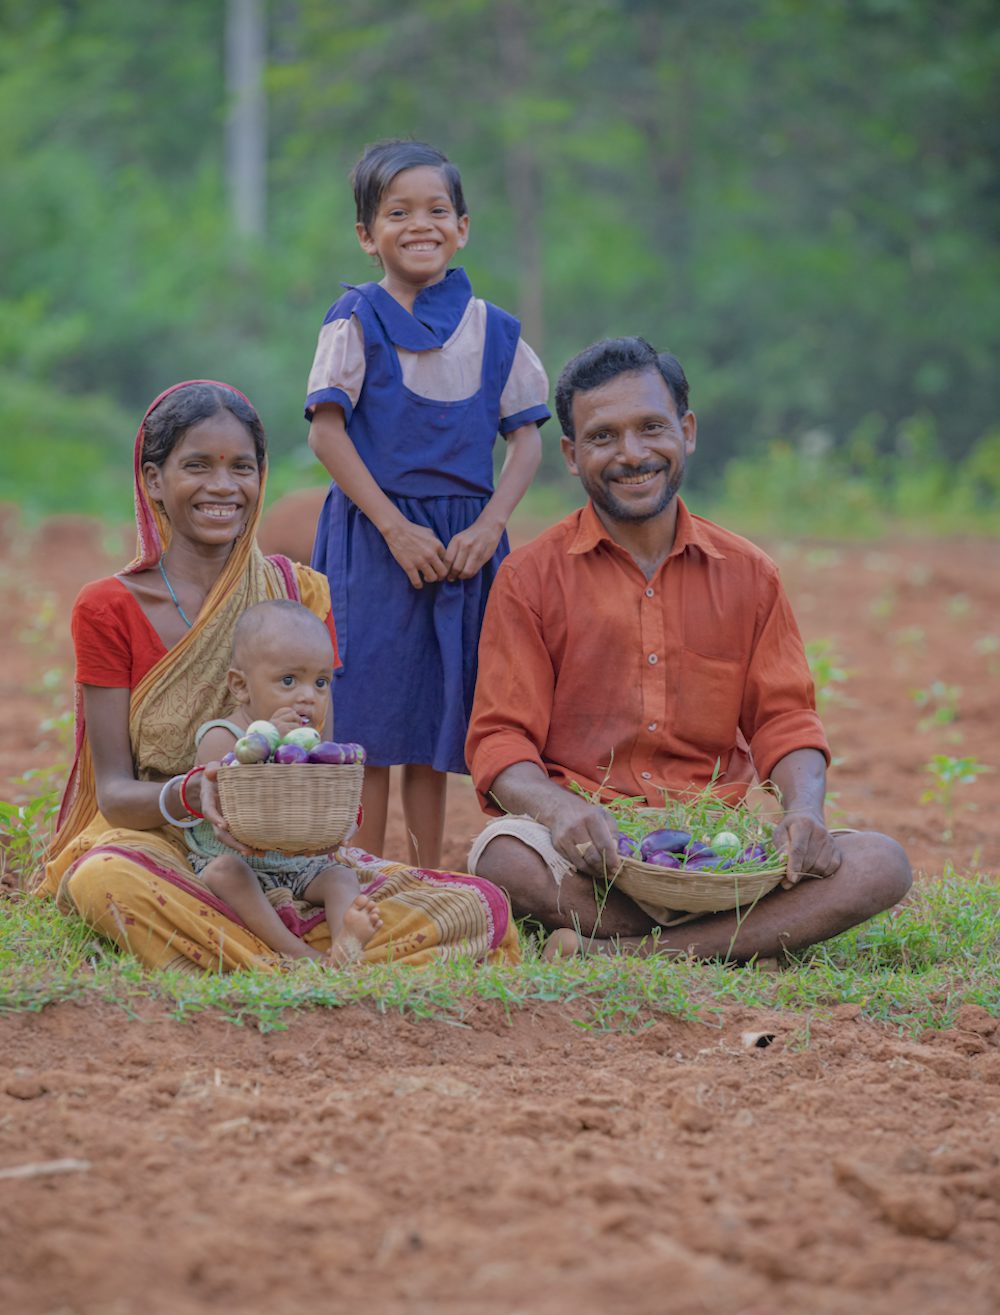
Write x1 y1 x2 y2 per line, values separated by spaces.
231 599 332 668
555 337 690 439
351 139 467 234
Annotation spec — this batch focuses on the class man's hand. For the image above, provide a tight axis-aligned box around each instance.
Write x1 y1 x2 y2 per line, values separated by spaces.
382 518 449 589
545 792 621 878
772 809 841 888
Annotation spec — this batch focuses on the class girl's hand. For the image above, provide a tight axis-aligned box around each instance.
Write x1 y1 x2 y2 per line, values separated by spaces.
382 518 449 589
196 763 256 856
444 520 503 581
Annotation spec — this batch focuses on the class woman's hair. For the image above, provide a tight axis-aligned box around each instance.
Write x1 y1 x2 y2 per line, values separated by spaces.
555 337 690 439
141 384 267 469
351 139 466 234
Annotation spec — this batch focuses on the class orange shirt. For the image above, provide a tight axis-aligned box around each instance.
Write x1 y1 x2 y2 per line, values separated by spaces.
467 499 829 811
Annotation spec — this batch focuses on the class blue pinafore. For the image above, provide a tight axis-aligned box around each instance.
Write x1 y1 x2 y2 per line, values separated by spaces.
310 269 527 774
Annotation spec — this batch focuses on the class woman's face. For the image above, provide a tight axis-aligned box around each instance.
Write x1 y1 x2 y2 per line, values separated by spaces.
143 411 261 550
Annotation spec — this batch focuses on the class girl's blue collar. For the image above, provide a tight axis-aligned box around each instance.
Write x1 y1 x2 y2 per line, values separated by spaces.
343 268 473 351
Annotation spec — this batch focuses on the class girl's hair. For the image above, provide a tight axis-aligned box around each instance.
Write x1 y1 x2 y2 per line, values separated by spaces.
141 383 267 470
351 139 466 233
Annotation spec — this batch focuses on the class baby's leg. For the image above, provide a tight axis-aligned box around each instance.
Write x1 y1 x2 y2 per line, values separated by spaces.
303 864 383 965
200 855 320 960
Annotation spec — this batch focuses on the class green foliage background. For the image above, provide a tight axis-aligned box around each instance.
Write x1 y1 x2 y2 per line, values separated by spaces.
1 0 998 526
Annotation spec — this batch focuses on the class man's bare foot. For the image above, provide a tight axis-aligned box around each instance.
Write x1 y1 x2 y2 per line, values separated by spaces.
325 895 383 965
542 927 582 960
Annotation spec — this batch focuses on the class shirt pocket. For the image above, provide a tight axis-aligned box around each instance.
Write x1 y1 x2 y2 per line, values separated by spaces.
673 649 745 756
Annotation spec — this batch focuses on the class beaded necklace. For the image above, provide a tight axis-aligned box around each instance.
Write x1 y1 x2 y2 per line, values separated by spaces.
158 555 195 629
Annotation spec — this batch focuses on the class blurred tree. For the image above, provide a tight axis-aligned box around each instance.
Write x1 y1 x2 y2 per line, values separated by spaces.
0 0 997 509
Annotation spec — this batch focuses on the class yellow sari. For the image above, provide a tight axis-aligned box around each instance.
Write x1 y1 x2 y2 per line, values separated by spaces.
36 380 519 970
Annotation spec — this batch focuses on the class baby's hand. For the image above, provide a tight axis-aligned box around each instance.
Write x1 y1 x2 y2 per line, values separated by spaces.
269 706 315 736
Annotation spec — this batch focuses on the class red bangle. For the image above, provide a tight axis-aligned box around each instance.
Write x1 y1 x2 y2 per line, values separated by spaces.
180 766 206 819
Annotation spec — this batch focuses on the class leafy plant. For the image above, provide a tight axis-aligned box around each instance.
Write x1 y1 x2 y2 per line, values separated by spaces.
805 639 852 714
911 680 962 733
920 755 992 842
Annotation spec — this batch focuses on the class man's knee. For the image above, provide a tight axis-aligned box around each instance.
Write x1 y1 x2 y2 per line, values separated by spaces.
472 834 561 918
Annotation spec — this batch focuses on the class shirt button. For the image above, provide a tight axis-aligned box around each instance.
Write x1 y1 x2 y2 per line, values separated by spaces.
641 771 652 780
645 587 654 598
648 653 658 665
648 722 657 732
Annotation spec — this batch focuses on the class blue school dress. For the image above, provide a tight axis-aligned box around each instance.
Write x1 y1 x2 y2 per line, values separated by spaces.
306 269 550 773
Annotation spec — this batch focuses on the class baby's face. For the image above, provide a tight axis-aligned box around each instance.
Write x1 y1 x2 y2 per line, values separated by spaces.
235 626 334 731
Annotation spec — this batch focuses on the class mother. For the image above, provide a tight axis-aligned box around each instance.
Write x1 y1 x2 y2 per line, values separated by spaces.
36 380 518 969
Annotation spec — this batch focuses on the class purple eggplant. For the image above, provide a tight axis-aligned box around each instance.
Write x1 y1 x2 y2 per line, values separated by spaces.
274 742 309 765
739 843 769 864
234 732 272 765
639 828 691 861
616 833 640 858
644 850 682 869
219 751 238 767
346 743 367 764
308 741 346 764
683 854 726 871
683 840 717 861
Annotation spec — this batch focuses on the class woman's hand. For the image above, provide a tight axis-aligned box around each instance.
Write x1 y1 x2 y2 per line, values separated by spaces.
444 517 504 581
195 763 256 856
381 518 449 589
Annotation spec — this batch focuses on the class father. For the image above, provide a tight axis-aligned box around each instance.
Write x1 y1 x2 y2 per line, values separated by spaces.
466 337 911 958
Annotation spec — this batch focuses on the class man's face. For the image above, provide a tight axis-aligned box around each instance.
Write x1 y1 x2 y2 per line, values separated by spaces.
561 368 697 525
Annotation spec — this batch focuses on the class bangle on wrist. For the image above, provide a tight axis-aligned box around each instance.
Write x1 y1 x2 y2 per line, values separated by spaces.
180 766 206 820
158 775 202 829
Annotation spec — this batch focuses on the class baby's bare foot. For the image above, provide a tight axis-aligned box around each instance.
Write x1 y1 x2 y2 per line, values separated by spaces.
326 895 383 965
542 927 582 960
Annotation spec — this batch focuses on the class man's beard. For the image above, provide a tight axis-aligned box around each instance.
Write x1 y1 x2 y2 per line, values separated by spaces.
582 460 684 524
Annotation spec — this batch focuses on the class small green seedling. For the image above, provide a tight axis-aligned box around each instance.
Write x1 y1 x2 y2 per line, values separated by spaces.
805 639 851 714
912 680 961 732
920 754 991 842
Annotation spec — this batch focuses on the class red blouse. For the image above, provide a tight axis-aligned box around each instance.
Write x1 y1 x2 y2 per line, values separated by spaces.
72 576 338 689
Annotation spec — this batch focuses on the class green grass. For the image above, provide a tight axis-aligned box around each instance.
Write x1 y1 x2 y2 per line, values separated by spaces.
1 872 996 1037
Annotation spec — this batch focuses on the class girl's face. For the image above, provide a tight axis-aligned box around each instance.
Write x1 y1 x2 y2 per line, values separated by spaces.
143 411 261 551
357 165 469 298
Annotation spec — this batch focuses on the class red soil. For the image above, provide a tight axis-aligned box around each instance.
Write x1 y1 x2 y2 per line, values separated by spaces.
1 503 998 1314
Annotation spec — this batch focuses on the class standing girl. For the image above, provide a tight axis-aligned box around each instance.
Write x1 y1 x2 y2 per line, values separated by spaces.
305 139 550 868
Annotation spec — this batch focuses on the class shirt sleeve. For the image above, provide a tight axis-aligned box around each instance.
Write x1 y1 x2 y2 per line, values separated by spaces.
499 338 551 434
466 559 555 811
304 314 366 422
741 565 830 783
72 581 134 687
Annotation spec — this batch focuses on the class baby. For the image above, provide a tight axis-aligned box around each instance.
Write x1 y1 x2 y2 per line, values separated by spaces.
186 598 381 964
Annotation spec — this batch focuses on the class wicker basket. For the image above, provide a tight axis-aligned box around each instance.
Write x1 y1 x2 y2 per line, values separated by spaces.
614 854 785 917
216 761 364 854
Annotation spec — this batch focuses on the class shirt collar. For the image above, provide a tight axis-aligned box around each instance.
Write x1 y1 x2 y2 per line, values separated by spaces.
343 267 473 351
568 497 725 561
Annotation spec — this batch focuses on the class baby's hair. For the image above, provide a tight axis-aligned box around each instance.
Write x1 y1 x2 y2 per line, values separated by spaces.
351 139 467 234
231 599 332 668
